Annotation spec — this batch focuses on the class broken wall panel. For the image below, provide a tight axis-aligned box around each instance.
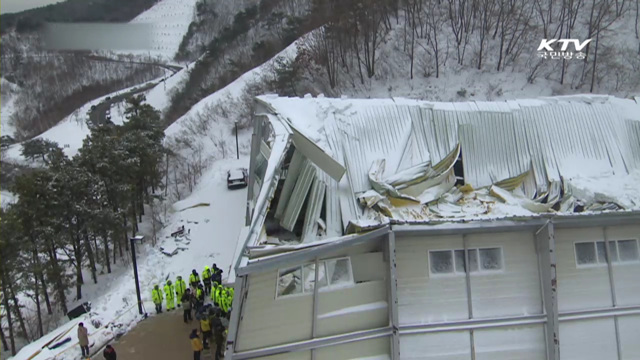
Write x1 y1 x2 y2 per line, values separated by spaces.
280 160 316 231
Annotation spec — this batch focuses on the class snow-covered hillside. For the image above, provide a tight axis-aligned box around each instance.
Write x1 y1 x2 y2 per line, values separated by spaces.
127 0 198 60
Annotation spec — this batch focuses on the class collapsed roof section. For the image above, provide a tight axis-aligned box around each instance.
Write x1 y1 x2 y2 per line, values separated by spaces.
243 94 640 252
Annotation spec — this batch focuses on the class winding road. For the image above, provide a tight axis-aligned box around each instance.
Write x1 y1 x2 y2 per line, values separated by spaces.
86 56 183 126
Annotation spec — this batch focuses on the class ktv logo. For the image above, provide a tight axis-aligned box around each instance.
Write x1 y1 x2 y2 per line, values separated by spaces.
537 38 592 60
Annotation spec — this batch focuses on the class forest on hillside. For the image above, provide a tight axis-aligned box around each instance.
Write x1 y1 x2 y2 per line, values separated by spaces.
0 96 167 356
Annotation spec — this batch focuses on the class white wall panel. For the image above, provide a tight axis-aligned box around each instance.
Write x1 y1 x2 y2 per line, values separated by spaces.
559 318 617 360
399 331 471 360
555 228 613 311
315 337 390 360
237 271 313 351
467 232 542 318
474 325 546 360
619 315 640 360
396 235 469 325
607 225 640 306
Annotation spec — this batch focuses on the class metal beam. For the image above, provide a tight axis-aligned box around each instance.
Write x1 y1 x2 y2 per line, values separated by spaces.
391 219 547 237
603 227 622 360
390 211 640 237
551 212 640 228
311 257 320 360
463 235 476 360
399 314 547 335
225 275 247 360
231 326 392 360
387 232 400 360
558 305 640 321
536 221 560 360
236 226 390 276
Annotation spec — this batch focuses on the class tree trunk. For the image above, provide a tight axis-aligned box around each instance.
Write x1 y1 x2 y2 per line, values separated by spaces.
33 272 44 338
103 231 112 273
0 324 9 352
8 281 29 341
39 272 52 315
2 273 17 355
46 243 68 314
73 239 83 300
590 27 600 92
83 230 98 284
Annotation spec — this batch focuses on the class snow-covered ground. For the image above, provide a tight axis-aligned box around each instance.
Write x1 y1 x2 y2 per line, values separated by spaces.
9 156 248 360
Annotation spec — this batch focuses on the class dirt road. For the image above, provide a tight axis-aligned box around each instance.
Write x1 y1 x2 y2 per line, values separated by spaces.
101 309 218 360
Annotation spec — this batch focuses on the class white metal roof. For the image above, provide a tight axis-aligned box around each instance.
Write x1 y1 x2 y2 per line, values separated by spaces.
248 95 640 245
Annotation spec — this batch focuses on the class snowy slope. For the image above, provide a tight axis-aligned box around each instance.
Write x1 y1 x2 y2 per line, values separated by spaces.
9 157 248 360
126 0 198 60
1 78 19 137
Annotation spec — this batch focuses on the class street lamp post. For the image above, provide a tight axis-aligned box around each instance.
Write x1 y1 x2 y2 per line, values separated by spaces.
235 121 239 160
130 235 145 315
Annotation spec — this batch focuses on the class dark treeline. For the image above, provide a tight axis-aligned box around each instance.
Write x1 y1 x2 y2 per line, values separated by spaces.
0 0 160 35
0 95 165 356
165 0 319 126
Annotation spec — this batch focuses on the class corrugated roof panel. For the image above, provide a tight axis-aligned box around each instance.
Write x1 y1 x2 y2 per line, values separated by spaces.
280 160 316 231
301 174 326 243
275 149 305 220
323 173 342 238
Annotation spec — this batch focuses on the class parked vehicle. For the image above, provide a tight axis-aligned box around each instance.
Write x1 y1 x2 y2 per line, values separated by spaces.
227 168 248 189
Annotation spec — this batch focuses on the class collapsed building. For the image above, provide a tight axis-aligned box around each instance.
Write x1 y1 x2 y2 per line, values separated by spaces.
225 95 640 360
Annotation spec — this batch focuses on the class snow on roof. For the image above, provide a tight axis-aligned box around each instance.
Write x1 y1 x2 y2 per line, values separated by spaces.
250 95 640 241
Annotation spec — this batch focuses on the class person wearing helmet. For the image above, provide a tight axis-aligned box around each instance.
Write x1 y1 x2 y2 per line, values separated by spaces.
190 269 201 290
195 284 205 311
202 266 212 296
164 279 176 311
175 275 187 306
151 284 163 314
212 263 223 284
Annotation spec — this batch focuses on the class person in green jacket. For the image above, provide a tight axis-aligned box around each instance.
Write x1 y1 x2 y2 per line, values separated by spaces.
202 266 212 296
219 289 229 316
211 282 220 306
175 275 187 306
164 280 176 311
152 284 163 314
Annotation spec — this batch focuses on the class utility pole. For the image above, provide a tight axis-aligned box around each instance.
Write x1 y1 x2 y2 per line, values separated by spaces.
130 236 145 315
235 121 240 160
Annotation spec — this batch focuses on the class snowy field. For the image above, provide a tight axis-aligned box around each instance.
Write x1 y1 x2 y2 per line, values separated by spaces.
9 157 248 360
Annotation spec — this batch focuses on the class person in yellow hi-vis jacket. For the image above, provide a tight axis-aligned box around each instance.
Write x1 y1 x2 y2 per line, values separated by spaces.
211 282 220 306
152 284 163 314
164 280 176 311
175 275 187 306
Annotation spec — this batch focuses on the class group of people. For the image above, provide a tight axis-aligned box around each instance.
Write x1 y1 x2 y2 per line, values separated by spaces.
150 263 234 360
150 263 233 315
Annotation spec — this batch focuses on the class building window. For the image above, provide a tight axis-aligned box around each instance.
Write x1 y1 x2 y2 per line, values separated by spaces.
429 247 503 276
276 257 353 299
575 239 640 267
